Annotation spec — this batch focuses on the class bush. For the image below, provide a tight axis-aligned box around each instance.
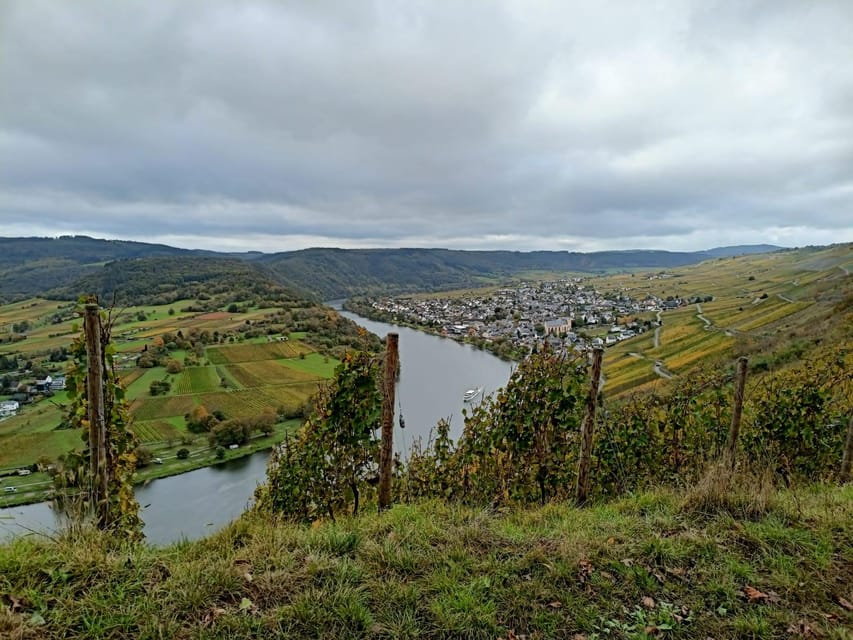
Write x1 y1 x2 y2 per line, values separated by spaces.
134 446 154 467
149 379 171 396
165 359 183 374
176 448 190 460
215 446 226 460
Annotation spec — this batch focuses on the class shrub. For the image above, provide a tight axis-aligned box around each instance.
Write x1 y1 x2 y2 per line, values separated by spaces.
165 359 183 374
176 448 190 460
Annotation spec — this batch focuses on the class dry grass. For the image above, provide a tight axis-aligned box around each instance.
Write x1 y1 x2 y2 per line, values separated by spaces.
682 460 779 520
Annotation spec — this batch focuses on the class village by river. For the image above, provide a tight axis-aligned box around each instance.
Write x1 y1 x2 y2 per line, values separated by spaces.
0 306 513 545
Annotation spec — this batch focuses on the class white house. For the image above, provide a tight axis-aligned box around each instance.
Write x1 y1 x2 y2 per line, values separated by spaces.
0 400 19 417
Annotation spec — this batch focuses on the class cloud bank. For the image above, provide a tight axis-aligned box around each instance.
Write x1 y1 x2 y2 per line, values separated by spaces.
1 1 852 252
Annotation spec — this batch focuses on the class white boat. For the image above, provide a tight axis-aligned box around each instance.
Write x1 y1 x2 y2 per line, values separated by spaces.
463 387 483 402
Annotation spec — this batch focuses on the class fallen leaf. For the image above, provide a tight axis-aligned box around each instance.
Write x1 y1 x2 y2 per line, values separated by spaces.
578 559 594 583
644 625 659 635
744 586 769 602
786 620 817 637
838 597 853 611
621 558 634 567
642 596 656 609
239 597 254 612
547 601 562 609
573 635 588 640
202 607 227 627
606 537 616 545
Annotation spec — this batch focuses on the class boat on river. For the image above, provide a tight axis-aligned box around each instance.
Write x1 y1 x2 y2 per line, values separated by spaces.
463 387 483 402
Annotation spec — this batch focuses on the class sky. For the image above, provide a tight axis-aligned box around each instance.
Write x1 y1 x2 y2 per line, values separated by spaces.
1 1 852 254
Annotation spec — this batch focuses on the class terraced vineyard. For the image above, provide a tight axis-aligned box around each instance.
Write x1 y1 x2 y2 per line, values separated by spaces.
601 243 852 396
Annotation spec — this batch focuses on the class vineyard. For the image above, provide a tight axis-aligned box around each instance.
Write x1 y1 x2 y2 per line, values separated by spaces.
131 420 181 443
174 366 220 394
130 395 198 421
207 341 312 364
226 360 321 388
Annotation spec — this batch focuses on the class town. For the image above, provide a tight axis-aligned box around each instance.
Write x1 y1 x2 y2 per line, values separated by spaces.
347 275 694 359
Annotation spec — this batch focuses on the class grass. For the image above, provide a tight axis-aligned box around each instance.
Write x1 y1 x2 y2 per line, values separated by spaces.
1 485 851 639
280 353 340 378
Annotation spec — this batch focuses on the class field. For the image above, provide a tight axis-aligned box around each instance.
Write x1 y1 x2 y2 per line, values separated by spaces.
0 300 343 500
207 341 312 364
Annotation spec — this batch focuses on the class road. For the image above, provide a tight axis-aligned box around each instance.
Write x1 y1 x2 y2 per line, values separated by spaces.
654 310 662 348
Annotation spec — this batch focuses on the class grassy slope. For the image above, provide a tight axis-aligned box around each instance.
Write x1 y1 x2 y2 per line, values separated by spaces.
1 486 851 639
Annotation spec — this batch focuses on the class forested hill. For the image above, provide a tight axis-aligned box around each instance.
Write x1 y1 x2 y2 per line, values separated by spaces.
0 235 784 302
46 256 308 307
256 247 726 298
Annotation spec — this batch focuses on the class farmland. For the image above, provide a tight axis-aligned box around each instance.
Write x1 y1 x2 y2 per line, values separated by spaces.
0 296 367 506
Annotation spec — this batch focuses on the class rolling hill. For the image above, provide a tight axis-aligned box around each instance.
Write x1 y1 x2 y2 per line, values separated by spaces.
0 235 784 302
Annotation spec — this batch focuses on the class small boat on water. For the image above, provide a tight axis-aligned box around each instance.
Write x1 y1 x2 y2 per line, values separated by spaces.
463 387 483 402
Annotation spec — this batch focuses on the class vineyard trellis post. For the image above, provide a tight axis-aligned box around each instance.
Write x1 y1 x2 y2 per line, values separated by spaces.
83 303 110 526
575 347 603 505
378 333 399 511
840 414 853 484
725 356 748 469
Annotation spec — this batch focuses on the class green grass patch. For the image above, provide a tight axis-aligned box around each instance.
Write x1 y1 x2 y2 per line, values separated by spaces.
280 352 340 378
1 486 851 638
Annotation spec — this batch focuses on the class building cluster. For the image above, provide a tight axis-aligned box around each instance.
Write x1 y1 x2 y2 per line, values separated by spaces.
360 279 675 356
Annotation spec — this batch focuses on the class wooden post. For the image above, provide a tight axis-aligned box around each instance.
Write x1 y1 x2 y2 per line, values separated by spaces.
83 303 109 525
575 347 603 505
378 333 399 511
840 415 853 484
725 357 748 469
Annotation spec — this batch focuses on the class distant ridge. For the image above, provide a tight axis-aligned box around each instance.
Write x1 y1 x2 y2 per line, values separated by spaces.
704 244 784 258
0 235 787 302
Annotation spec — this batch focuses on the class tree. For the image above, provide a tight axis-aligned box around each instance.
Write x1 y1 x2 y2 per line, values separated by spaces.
149 379 171 396
176 448 190 460
165 359 183 374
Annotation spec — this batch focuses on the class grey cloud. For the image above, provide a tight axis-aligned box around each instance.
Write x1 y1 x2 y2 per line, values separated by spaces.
1 0 852 251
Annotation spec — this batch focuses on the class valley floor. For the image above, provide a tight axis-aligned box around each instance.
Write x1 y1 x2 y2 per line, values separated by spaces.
1 485 851 639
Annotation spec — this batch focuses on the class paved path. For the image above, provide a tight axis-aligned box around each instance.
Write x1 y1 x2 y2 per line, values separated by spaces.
777 293 794 303
654 310 663 349
653 362 673 379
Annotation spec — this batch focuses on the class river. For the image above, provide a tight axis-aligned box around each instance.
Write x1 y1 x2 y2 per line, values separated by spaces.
0 308 513 546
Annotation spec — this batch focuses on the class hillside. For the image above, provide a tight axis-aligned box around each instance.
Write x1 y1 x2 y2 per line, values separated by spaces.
45 256 311 307
257 247 736 299
1 487 851 639
0 236 784 303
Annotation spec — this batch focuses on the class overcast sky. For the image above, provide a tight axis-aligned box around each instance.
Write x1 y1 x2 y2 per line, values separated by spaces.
1 1 852 253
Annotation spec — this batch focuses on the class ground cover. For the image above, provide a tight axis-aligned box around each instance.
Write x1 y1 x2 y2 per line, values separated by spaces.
279 352 339 378
1 485 850 639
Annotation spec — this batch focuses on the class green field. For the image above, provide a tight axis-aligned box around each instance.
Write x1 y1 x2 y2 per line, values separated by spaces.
280 352 340 377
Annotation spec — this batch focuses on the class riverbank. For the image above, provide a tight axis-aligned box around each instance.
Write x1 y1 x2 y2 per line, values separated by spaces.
2 484 851 638
343 299 525 361
0 419 299 509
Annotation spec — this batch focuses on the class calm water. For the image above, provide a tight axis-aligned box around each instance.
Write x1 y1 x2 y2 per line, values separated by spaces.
0 307 512 546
